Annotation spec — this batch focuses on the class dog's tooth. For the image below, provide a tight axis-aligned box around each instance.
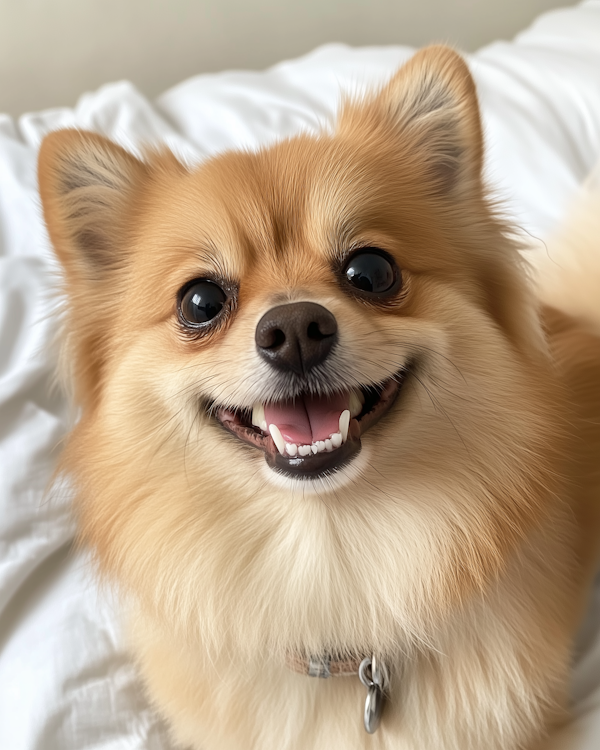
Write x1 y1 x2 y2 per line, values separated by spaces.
339 410 350 443
252 403 266 429
298 444 312 457
286 443 298 457
331 432 342 449
324 439 333 452
311 443 319 454
349 391 363 418
316 440 326 453
269 424 286 455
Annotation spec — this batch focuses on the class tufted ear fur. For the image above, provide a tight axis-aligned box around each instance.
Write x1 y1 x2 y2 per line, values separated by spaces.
338 45 483 196
38 130 150 405
38 129 147 280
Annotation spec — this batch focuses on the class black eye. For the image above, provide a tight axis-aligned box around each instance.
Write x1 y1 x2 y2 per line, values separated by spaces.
179 279 227 326
344 249 400 296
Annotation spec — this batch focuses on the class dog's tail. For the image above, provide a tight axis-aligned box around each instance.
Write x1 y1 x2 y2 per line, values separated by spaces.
536 161 600 335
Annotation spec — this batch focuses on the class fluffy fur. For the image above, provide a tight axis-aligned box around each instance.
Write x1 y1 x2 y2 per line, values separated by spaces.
38 46 600 749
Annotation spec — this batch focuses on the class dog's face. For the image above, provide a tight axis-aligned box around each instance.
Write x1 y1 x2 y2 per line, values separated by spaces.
39 47 557 660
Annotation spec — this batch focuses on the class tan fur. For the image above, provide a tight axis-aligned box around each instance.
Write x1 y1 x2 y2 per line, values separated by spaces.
38 46 600 749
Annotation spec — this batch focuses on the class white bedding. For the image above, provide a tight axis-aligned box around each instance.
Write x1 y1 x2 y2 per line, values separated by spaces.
1 3 600 748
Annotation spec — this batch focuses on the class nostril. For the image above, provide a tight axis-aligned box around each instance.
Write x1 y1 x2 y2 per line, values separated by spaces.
270 328 286 349
256 324 286 350
307 321 332 341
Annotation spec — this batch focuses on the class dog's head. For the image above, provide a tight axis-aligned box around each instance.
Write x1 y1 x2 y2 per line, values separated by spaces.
39 47 558 660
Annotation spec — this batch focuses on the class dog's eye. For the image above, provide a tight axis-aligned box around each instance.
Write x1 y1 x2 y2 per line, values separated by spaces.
179 280 227 326
344 250 400 296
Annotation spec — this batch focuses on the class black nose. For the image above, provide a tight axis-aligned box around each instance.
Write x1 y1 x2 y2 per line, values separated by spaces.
255 302 338 376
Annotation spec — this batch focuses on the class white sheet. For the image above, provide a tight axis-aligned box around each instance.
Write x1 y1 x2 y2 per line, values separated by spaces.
1 2 600 748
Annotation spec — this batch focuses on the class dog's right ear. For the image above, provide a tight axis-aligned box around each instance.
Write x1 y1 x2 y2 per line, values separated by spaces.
38 129 147 281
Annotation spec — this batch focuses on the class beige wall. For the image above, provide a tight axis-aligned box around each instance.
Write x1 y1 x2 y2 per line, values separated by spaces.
0 0 575 116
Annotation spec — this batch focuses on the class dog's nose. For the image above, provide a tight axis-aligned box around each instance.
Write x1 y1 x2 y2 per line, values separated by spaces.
255 302 338 376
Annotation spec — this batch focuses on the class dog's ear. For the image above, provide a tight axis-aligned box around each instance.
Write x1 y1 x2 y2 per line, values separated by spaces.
338 45 483 196
38 129 147 280
38 130 151 405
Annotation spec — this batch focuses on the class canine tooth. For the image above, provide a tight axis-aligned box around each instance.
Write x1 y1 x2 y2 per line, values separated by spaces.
316 441 326 453
252 403 266 431
339 410 350 443
331 432 342 449
324 439 333 452
286 443 298 457
311 444 319 454
298 444 312 457
269 424 286 455
349 391 363 418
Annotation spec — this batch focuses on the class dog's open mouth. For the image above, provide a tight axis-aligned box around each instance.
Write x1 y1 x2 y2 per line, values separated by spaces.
214 370 406 478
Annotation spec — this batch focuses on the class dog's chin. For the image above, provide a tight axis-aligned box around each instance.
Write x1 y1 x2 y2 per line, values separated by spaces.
212 369 407 482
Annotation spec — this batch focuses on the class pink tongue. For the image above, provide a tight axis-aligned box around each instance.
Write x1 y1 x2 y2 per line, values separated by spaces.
264 393 349 445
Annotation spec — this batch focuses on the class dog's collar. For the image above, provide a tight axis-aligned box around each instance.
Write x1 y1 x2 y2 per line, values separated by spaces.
286 652 364 678
286 653 389 733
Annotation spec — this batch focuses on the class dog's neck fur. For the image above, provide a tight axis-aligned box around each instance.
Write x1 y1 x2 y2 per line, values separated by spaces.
128 504 577 750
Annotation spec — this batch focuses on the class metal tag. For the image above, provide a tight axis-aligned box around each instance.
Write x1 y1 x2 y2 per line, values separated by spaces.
359 655 388 734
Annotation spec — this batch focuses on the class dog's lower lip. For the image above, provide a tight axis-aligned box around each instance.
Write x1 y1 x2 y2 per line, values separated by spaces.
213 371 406 478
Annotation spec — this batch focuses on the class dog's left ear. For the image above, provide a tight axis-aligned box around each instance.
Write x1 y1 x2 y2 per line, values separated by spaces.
339 45 483 196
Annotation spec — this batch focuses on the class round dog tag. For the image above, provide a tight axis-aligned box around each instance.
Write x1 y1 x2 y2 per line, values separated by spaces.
364 683 384 734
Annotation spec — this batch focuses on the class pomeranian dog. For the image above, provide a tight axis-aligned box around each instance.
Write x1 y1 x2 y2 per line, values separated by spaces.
38 46 600 749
